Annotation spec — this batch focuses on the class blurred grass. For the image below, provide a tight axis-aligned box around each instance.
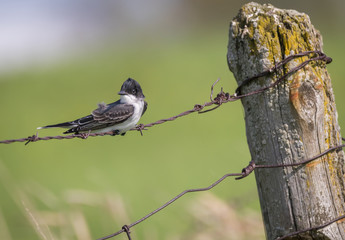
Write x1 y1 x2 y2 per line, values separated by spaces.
0 27 344 240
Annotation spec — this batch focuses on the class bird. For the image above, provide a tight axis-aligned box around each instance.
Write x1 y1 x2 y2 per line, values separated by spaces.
37 78 148 136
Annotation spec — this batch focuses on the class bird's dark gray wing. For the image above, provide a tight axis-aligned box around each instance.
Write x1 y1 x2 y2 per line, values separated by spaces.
92 101 134 124
142 101 148 116
62 114 101 133
63 101 134 134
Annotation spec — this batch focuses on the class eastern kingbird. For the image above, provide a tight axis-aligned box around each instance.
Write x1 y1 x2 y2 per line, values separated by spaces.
38 78 147 136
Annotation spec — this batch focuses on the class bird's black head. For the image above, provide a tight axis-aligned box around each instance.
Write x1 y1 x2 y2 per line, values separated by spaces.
118 78 145 98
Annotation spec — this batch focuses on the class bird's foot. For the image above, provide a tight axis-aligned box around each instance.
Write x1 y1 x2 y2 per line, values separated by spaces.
78 130 91 139
111 130 120 136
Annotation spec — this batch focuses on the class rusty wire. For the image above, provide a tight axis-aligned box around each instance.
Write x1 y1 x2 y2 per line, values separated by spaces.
0 50 330 145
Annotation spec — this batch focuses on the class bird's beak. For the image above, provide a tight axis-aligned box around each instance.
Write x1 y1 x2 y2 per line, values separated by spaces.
118 91 127 95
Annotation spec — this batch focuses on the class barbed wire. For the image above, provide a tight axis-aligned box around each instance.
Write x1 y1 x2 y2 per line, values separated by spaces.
97 141 345 240
0 50 330 145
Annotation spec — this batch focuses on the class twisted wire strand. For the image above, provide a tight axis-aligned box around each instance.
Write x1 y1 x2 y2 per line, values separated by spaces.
0 51 329 145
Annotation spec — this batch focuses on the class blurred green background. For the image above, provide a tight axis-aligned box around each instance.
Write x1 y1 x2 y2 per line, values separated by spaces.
0 1 344 239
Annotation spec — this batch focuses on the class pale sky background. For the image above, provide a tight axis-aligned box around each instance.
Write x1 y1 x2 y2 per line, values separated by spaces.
0 0 344 73
0 0 180 72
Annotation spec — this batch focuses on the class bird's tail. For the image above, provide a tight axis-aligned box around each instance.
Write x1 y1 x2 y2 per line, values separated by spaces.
37 122 77 130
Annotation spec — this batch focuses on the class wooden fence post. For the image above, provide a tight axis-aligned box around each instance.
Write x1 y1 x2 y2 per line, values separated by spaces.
227 3 345 239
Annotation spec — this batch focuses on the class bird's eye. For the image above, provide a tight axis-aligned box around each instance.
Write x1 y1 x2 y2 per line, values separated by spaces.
132 89 137 95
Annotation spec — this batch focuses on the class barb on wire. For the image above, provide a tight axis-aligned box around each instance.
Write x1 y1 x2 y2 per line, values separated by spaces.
235 160 256 180
210 77 220 101
122 225 131 240
25 132 39 145
97 142 345 240
276 214 345 240
0 50 330 145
